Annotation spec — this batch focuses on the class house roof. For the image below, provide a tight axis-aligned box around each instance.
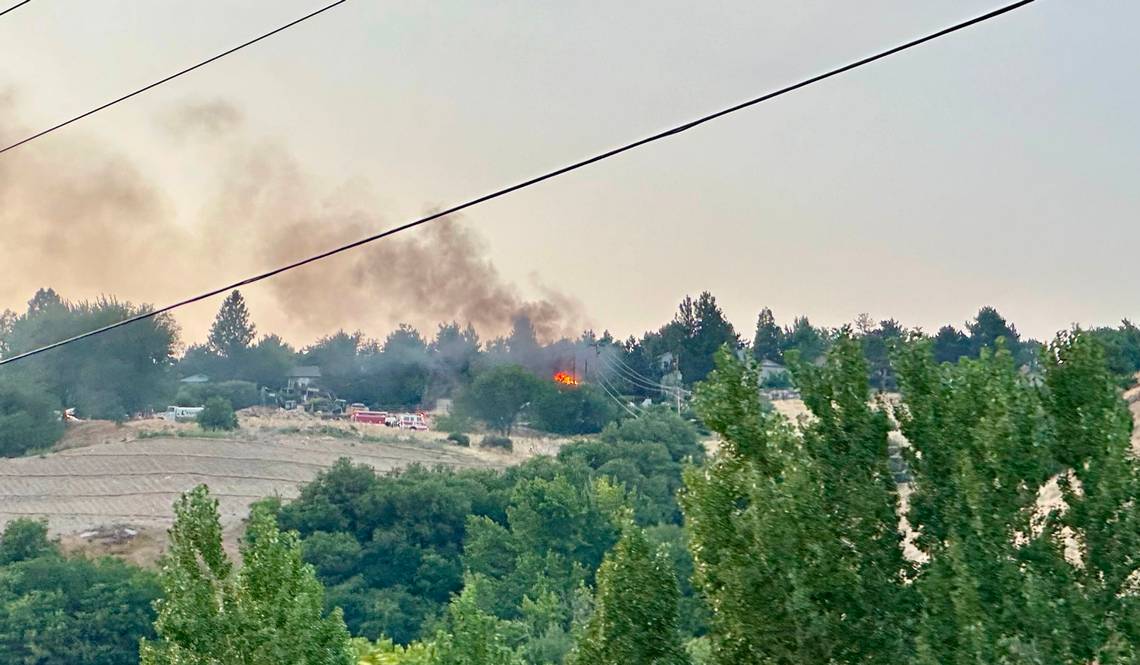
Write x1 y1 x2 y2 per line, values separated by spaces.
180 374 210 383
288 366 322 378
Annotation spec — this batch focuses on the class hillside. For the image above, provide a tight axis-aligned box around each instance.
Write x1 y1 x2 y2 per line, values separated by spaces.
0 412 562 563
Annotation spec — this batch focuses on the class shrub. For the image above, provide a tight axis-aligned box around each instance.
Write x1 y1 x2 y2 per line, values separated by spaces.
528 383 617 435
479 435 513 451
446 432 470 447
175 380 259 410
197 396 238 431
433 410 474 433
0 382 65 457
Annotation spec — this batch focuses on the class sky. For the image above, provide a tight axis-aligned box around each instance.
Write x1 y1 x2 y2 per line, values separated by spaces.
1 0 1138 348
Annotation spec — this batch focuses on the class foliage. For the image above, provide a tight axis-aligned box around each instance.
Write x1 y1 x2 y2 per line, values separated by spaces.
459 364 544 434
528 383 617 435
0 519 54 565
1 289 179 419
0 519 160 665
207 290 256 358
780 315 829 364
751 307 783 363
278 461 513 643
196 396 238 431
432 576 524 665
175 379 259 409
447 432 471 447
896 331 1140 663
682 339 913 665
140 485 352 665
351 636 436 665
480 435 514 451
569 525 690 665
0 379 64 456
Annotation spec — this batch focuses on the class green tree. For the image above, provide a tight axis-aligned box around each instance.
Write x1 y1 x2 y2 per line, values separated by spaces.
433 576 523 665
931 324 970 364
0 518 54 564
207 290 256 358
197 395 238 430
779 316 828 364
2 291 179 419
460 364 544 435
529 383 617 435
751 307 783 363
682 339 912 665
967 306 1021 360
569 526 690 665
0 379 64 457
140 485 352 665
0 519 161 665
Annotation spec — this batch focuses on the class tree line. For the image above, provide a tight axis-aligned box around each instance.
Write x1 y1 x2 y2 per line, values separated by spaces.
2 327 1138 663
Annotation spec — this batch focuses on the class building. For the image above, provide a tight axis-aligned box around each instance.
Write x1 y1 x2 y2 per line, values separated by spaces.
179 374 210 384
287 366 322 392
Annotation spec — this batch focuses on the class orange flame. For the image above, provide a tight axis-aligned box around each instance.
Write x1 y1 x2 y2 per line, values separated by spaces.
553 371 580 386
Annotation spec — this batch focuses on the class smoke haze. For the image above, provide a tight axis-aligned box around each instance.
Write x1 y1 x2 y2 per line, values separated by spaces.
0 94 588 347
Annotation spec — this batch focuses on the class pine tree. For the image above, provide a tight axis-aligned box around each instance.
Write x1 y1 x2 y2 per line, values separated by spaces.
140 486 352 665
570 526 690 665
207 290 256 358
751 307 783 363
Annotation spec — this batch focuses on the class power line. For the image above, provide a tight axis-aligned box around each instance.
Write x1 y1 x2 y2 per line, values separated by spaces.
0 0 1036 367
594 374 643 419
0 1 30 19
600 351 691 395
0 0 349 156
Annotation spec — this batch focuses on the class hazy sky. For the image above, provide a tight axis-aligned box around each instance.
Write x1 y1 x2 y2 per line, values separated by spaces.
1 1 1138 347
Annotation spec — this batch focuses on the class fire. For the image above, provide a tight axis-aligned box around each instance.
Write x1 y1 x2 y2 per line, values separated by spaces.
553 371 580 386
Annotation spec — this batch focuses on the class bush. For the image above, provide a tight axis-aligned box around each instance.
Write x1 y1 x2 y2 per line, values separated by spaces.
197 396 238 431
175 380 259 410
479 435 513 451
0 382 65 457
528 383 617 435
446 432 470 447
433 410 474 433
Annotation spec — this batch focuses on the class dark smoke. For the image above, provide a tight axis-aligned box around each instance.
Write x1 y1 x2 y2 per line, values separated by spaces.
0 94 587 344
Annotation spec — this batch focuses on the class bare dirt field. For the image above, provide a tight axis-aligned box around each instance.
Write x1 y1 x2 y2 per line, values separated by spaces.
0 411 573 562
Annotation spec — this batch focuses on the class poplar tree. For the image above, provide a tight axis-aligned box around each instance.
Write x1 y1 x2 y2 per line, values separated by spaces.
570 526 690 665
140 486 352 665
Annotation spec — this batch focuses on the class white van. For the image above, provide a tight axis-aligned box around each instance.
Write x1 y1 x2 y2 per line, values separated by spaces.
398 413 428 431
162 406 204 422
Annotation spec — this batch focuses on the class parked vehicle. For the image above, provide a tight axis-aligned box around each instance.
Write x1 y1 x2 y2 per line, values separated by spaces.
161 406 204 422
350 410 389 424
398 413 429 431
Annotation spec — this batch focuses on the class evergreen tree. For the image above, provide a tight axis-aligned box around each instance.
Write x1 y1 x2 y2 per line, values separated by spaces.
569 526 690 665
207 290 256 358
967 306 1021 360
780 316 828 364
931 325 970 364
140 486 352 665
751 307 783 363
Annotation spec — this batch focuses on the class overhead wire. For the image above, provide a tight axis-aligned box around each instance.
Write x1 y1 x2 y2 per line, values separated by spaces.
0 0 349 156
0 0 30 19
0 0 1037 367
600 351 691 395
593 373 643 419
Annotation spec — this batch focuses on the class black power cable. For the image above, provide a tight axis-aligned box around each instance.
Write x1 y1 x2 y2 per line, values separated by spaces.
0 0 349 156
0 1 30 19
0 0 1036 367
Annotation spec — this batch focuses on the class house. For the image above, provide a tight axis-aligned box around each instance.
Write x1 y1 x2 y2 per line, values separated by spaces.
179 374 210 384
759 359 789 382
287 366 322 392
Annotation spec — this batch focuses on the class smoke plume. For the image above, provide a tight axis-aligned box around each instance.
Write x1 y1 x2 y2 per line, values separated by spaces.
0 93 587 345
